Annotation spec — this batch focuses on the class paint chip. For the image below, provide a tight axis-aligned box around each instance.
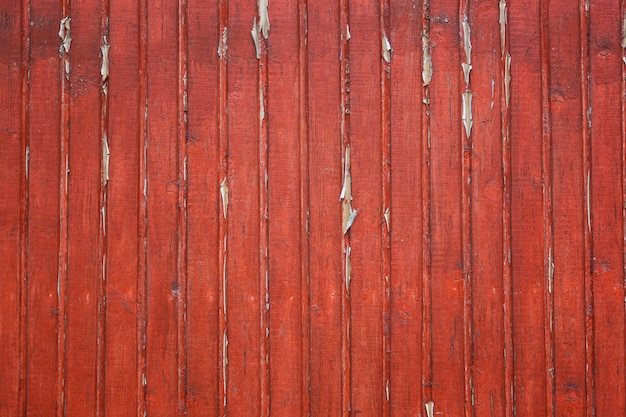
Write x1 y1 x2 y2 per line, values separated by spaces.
258 0 270 39
383 207 390 231
101 43 110 82
251 18 261 59
548 247 554 294
425 401 434 417
422 33 432 86
461 16 472 85
344 209 358 235
462 90 473 137
346 24 351 40
340 145 356 235
218 27 228 58
220 178 229 218
25 146 29 179
622 16 626 48
59 17 71 53
462 63 472 85
102 134 110 186
345 245 351 291
499 0 507 52
505 53 511 106
259 86 265 121
382 34 392 63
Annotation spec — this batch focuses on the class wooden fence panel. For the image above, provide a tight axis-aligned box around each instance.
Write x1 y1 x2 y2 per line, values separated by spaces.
1 0 624 416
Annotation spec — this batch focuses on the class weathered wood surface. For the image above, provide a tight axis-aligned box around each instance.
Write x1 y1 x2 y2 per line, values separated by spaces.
0 0 624 415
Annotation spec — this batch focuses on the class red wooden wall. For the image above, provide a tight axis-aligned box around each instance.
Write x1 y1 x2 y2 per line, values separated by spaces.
1 0 625 416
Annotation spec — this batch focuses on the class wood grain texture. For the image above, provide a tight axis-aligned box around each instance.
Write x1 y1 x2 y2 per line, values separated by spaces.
1 1 624 416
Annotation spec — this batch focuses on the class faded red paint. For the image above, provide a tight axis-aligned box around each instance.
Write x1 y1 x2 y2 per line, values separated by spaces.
0 1 624 416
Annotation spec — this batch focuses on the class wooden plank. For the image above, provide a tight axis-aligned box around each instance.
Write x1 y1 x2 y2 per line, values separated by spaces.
64 1 103 415
348 0 385 414
144 0 180 414
103 0 141 414
25 1 63 415
427 0 465 414
0 1 24 414
589 1 626 415
185 0 220 415
388 0 423 414
225 0 262 413
547 2 587 415
467 1 506 415
266 0 304 414
509 1 549 414
307 0 343 413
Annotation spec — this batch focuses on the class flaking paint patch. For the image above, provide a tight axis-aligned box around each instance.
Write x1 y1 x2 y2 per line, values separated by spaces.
223 243 227 315
425 401 434 417
461 16 472 85
345 245 351 291
59 17 71 53
102 134 110 186
259 86 265 121
383 207 390 231
223 331 228 406
505 53 511 106
217 27 228 58
220 178 229 218
548 247 554 294
422 33 432 86
346 24 351 40
25 146 29 179
382 34 392 63
385 380 390 401
499 0 507 52
251 18 261 59
462 91 473 137
340 145 357 234
101 42 110 82
622 16 626 48
258 0 270 39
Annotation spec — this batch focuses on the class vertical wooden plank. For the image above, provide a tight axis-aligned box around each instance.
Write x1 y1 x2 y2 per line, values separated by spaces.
388 0 423 414
500 2 515 415
176 0 189 412
257 5 271 415
145 0 180 414
428 0 465 415
589 1 626 415
0 1 24 414
421 1 433 411
26 1 62 415
547 2 587 415
348 0 384 414
380 1 392 415
540 0 556 413
185 0 220 415
225 0 261 413
64 0 102 414
217 1 228 414
104 0 141 414
297 1 311 414
137 0 149 415
468 1 506 416
307 0 343 413
340 1 351 414
266 0 303 414
509 1 549 415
